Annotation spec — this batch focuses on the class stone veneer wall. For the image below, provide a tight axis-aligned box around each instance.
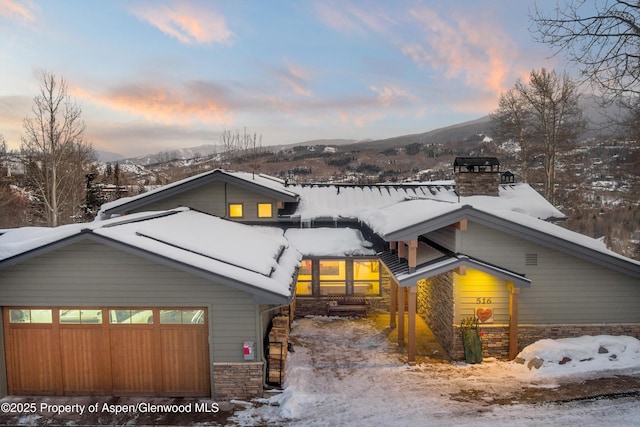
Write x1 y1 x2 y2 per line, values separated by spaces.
455 172 500 197
417 272 454 358
212 362 264 400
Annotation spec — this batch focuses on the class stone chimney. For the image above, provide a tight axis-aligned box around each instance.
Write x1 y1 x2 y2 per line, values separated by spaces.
453 157 500 197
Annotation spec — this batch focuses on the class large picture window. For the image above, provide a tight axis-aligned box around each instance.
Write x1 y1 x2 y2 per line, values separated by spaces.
295 260 312 295
354 259 380 295
319 260 346 295
295 258 381 297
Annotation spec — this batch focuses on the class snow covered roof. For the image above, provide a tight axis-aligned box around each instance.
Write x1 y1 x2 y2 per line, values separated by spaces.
289 182 565 222
98 169 299 218
0 208 301 303
284 228 376 257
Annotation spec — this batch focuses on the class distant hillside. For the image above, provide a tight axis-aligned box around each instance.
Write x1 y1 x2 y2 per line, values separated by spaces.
344 116 495 151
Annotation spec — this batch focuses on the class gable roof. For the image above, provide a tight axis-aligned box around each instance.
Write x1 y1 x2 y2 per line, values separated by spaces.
98 169 299 218
0 208 301 303
362 202 640 279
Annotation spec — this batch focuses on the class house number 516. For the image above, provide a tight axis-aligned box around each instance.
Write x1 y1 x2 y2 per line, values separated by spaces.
476 297 492 304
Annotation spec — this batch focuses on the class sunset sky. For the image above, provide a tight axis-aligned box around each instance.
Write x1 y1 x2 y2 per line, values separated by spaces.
1 0 568 157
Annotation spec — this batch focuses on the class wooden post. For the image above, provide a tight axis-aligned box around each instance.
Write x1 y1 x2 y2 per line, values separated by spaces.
408 286 417 365
397 286 405 345
389 241 397 253
398 241 407 260
408 240 418 273
508 284 520 360
390 279 397 329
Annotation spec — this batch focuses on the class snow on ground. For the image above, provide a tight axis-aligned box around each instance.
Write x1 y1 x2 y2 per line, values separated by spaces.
231 317 640 426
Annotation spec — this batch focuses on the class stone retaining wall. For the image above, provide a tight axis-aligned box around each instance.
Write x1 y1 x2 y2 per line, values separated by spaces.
450 323 640 361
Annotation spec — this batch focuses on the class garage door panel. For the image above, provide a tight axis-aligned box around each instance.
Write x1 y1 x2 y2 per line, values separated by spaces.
4 307 210 397
160 328 209 394
6 328 59 395
110 328 155 394
59 328 106 395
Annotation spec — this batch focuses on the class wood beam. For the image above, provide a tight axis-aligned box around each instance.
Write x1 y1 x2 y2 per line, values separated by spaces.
454 265 467 275
454 219 467 230
508 284 520 360
408 286 417 365
397 286 405 345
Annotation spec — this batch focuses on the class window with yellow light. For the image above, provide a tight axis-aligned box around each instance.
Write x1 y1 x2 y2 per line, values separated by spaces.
354 259 380 295
258 203 273 218
228 203 243 218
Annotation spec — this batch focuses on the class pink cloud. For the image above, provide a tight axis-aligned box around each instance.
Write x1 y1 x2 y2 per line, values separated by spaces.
313 1 394 36
0 0 38 22
404 6 519 101
71 83 233 126
273 61 313 97
369 84 416 107
131 2 232 45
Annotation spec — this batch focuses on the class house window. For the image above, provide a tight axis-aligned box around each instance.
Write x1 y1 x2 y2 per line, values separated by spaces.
295 260 313 295
258 203 273 218
319 260 346 295
109 309 153 324
295 258 382 297
229 203 243 218
9 308 52 323
159 309 205 324
59 309 103 324
353 259 380 295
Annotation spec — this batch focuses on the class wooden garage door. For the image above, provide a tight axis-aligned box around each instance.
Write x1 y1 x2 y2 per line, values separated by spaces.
3 307 210 396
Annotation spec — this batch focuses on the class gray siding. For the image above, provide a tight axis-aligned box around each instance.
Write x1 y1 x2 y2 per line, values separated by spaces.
132 181 226 215
0 240 258 362
460 222 640 323
424 225 457 252
129 181 278 221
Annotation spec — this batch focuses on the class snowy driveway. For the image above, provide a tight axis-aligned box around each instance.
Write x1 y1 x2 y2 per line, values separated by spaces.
233 316 640 427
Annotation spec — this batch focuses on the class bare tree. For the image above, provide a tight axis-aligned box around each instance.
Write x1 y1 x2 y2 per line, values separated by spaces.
21 71 95 227
0 134 7 177
515 68 585 204
491 88 533 182
531 0 640 98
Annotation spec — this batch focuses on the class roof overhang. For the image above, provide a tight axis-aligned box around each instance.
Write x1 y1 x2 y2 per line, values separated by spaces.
379 249 531 288
379 205 640 280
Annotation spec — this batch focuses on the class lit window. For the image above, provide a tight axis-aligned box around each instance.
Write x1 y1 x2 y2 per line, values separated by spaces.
229 203 243 218
319 260 346 295
354 260 381 295
295 260 313 295
258 203 273 218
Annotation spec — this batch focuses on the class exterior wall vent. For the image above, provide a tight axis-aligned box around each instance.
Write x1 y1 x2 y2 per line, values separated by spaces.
525 253 538 266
